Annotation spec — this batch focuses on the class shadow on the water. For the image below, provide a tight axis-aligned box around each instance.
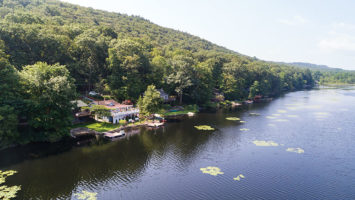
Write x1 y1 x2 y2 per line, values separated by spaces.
2 121 217 199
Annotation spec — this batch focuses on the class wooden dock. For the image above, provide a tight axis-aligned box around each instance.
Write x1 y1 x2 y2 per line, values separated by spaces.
147 122 164 127
104 131 125 139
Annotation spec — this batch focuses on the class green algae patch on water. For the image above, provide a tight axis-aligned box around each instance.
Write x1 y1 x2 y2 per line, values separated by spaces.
287 115 299 118
249 112 260 116
275 119 289 122
268 123 276 127
266 116 276 119
253 140 279 147
240 121 246 123
0 185 21 200
0 170 17 185
272 113 281 116
0 186 21 200
286 107 299 110
233 174 245 181
0 170 21 200
200 167 224 176
277 109 287 113
194 125 215 131
226 117 240 121
74 190 97 200
240 128 249 131
286 147 304 154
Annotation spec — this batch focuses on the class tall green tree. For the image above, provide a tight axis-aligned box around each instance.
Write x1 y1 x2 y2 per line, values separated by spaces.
70 29 108 91
249 80 261 99
0 40 22 147
108 38 151 101
20 62 76 141
137 85 162 116
166 54 194 104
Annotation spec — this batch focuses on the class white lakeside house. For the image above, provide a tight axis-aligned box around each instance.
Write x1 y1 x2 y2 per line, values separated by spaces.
93 99 140 124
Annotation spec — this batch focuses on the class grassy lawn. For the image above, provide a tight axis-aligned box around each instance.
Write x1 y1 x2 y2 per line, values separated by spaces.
72 120 147 132
163 105 198 116
164 110 192 116
71 122 121 132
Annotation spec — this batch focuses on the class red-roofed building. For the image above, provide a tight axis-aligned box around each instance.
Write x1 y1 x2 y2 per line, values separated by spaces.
94 99 133 111
93 99 139 124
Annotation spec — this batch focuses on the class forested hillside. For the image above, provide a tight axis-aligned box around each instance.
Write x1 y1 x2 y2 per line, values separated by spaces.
0 0 346 148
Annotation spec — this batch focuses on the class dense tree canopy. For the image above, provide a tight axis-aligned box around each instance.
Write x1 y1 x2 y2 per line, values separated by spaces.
0 0 353 148
0 40 22 147
20 62 76 141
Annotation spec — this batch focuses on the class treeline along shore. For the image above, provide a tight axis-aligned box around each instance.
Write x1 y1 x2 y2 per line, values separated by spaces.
1 0 355 149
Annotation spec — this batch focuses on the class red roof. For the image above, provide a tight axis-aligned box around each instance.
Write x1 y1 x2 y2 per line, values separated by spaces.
94 100 133 109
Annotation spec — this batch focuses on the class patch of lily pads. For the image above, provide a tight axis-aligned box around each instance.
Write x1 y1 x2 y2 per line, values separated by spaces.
74 190 98 200
253 140 279 147
314 112 329 116
0 186 21 200
277 109 287 113
286 147 304 154
240 121 246 123
274 119 289 122
194 125 215 131
226 117 240 121
286 106 299 110
200 166 224 176
240 128 249 131
0 170 21 200
249 113 260 116
233 174 245 181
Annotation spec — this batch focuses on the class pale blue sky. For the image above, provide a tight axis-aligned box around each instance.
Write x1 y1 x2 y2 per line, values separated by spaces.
62 0 355 70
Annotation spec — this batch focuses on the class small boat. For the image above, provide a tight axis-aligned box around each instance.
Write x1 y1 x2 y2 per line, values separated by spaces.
147 122 164 127
187 112 195 116
104 130 125 139
231 102 242 107
243 100 253 104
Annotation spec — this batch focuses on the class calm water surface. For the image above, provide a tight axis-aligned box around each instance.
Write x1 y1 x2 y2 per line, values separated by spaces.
1 87 355 200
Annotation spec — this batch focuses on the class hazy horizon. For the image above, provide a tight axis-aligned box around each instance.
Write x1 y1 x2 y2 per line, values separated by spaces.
62 0 355 70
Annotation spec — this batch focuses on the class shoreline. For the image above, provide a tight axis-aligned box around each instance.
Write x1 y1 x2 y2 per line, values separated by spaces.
0 87 317 151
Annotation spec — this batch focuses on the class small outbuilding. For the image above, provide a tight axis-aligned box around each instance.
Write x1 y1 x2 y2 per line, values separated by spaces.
157 89 169 102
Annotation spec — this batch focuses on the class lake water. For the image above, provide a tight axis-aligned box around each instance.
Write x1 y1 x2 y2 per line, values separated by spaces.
1 87 355 200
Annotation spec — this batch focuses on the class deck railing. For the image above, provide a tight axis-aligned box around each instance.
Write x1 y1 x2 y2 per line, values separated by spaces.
111 109 139 117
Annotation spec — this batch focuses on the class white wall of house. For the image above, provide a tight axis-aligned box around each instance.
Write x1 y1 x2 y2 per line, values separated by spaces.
111 109 140 124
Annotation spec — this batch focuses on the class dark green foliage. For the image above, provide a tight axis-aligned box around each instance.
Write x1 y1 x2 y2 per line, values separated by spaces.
0 0 352 148
315 70 355 84
166 54 194 104
107 38 150 101
90 105 111 118
138 85 162 116
19 62 76 142
249 81 260 99
0 40 21 147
